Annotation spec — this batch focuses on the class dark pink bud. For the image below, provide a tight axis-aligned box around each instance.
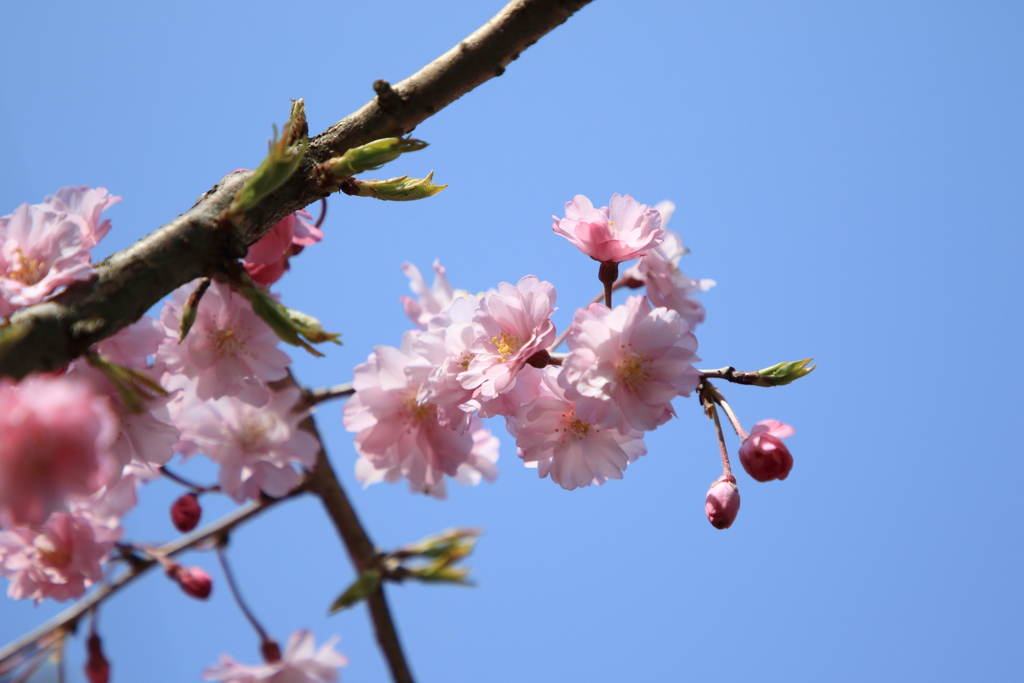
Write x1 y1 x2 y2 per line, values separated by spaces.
170 565 212 600
705 478 740 529
85 634 110 683
171 493 202 532
739 420 795 482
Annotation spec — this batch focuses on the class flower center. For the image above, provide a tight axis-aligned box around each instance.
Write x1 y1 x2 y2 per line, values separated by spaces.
459 352 475 370
236 414 271 452
401 391 437 427
491 333 522 362
556 409 593 443
8 249 47 285
34 534 71 568
209 327 241 356
617 345 652 391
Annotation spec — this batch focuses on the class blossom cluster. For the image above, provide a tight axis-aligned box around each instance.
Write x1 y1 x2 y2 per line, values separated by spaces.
344 194 715 492
0 188 322 605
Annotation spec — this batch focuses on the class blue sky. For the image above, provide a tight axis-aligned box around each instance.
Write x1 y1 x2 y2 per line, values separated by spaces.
1 1 1022 681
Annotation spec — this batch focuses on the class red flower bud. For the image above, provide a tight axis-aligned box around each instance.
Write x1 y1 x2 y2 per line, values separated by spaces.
84 634 110 683
171 493 202 532
739 420 795 483
169 565 213 600
705 478 740 529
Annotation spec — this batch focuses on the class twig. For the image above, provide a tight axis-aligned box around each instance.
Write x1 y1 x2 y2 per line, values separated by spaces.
0 0 596 381
0 493 290 667
302 382 354 407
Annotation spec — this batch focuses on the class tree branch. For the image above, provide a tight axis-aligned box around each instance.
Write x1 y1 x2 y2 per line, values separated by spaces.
0 0 594 380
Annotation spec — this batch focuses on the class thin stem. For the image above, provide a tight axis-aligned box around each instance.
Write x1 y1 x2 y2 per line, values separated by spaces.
159 465 217 493
314 198 328 229
548 277 634 353
598 262 619 308
716 396 748 441
0 494 290 668
709 403 734 479
302 382 354 407
217 545 271 646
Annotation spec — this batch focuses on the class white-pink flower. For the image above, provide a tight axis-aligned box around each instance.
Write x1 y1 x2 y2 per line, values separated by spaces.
157 279 291 405
559 295 701 433
174 386 318 502
38 186 121 249
203 630 348 683
623 201 715 329
0 511 119 603
400 260 466 329
459 275 556 401
506 368 646 490
343 334 499 499
243 209 323 286
0 375 118 527
552 194 664 263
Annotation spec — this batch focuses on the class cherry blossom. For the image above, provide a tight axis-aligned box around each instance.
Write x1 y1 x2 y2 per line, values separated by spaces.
38 186 121 249
705 477 741 529
400 260 466 329
243 209 322 286
623 201 715 329
343 334 499 498
459 275 556 401
173 386 318 503
157 279 291 406
506 368 646 490
559 295 701 433
203 631 348 683
0 202 95 316
739 419 795 482
0 374 118 527
0 512 119 603
552 193 664 263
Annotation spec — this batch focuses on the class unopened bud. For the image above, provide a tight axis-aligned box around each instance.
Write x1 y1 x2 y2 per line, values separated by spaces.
348 171 447 201
169 564 213 600
753 358 815 386
705 477 740 529
318 137 428 182
739 420 795 482
171 493 202 532
85 634 110 683
261 639 282 663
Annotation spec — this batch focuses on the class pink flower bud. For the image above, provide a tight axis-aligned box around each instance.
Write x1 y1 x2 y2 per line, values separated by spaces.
739 419 795 482
171 493 202 532
85 634 110 683
705 478 740 529
169 565 212 600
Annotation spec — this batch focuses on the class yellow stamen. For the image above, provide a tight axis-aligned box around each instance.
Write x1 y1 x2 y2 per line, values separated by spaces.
491 333 522 362
8 249 47 285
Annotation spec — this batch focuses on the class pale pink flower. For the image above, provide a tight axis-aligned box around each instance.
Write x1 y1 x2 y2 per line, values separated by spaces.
506 368 646 490
174 386 318 503
0 512 119 603
243 209 322 286
156 279 291 405
343 334 499 498
705 477 740 529
739 420 795 482
559 295 701 433
70 474 139 529
203 630 348 683
39 186 121 249
622 201 715 329
459 275 556 401
0 375 118 527
400 260 466 329
69 317 180 477
0 203 94 316
413 296 481 430
552 194 664 263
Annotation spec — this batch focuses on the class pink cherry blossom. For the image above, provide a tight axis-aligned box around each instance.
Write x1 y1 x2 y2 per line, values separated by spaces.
705 477 740 529
739 419 795 482
173 386 318 503
0 512 119 603
459 275 556 401
622 201 715 329
39 186 121 249
0 375 118 527
400 260 466 329
506 368 646 490
243 209 322 286
0 203 94 316
343 334 499 498
203 630 348 683
559 295 701 433
552 193 664 263
157 279 291 405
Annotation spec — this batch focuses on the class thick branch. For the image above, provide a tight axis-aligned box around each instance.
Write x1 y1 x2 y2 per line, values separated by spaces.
0 0 593 380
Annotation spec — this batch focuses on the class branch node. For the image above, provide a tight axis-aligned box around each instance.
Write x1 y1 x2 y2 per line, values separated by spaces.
373 79 403 115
